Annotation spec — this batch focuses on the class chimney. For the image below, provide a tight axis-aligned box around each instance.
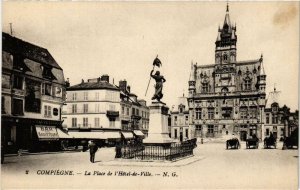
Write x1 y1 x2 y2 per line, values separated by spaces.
127 85 131 93
100 74 109 83
119 80 127 93
138 99 146 106
81 79 84 84
65 78 70 87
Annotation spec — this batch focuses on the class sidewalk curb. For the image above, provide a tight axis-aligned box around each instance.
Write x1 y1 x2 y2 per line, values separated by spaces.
97 155 205 167
4 150 82 157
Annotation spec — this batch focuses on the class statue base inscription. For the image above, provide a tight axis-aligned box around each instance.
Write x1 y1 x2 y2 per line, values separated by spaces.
143 102 175 145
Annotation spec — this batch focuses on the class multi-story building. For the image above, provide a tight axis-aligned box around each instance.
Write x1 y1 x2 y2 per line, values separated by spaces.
262 87 298 141
118 80 149 137
170 95 190 141
138 99 150 136
188 5 266 141
263 102 285 140
63 75 121 143
2 32 66 153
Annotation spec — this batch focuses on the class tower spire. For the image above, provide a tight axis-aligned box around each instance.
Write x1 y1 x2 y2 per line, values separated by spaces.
226 1 229 12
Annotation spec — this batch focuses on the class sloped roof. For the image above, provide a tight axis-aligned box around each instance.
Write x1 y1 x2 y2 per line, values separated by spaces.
2 32 62 69
67 81 119 91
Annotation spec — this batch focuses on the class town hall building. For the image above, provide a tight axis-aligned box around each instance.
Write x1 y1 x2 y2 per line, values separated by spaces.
188 5 267 141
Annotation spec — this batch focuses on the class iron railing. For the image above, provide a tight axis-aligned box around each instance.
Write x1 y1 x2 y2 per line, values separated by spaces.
120 138 197 161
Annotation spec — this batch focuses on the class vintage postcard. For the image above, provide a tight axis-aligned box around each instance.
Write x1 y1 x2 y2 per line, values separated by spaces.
1 1 299 189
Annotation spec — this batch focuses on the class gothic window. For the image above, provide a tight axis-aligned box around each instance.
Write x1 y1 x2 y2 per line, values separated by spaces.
249 107 257 119
202 83 209 93
195 108 202 120
272 115 278 124
208 108 214 119
222 107 232 119
244 78 252 91
208 125 214 134
223 54 228 62
240 107 247 119
266 114 270 124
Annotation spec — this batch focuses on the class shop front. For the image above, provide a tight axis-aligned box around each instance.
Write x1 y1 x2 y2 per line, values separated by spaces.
1 116 64 153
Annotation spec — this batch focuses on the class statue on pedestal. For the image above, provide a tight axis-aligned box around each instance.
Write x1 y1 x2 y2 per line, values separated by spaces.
145 55 166 102
150 70 166 102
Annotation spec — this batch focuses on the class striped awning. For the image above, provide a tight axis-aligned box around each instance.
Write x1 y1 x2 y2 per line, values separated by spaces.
121 131 134 139
57 128 72 139
133 130 144 137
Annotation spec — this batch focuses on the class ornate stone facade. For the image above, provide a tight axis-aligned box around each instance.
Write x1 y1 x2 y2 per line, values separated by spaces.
188 5 266 141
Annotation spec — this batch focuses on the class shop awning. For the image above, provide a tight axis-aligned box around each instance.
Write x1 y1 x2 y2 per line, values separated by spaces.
68 131 121 139
133 130 144 137
57 128 72 139
121 131 134 139
35 125 59 141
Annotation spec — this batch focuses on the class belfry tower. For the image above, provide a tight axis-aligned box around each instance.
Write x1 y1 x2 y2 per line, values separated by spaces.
215 4 237 64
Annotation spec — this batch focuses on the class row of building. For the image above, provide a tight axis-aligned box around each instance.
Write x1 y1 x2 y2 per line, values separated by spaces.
1 32 149 153
169 5 298 142
2 4 298 153
170 93 298 142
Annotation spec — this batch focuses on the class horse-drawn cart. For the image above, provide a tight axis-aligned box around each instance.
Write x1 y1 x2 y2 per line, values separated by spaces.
246 135 259 149
226 138 240 149
283 128 298 149
264 134 276 149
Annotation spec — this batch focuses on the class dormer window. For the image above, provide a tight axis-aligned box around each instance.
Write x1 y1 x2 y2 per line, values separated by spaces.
43 66 52 79
13 55 25 71
42 65 56 80
180 108 183 113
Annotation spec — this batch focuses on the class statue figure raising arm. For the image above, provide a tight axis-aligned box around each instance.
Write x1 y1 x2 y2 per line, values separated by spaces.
150 70 166 102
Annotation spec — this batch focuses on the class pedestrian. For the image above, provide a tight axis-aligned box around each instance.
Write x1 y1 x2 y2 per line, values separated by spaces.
88 140 98 163
115 141 122 158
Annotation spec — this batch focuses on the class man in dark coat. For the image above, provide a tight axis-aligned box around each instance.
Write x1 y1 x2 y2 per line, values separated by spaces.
88 140 98 163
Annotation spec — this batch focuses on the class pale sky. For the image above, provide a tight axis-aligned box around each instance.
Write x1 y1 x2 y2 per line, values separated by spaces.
3 1 299 111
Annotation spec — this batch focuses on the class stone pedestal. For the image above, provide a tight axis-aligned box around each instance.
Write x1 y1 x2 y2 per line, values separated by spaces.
143 102 174 145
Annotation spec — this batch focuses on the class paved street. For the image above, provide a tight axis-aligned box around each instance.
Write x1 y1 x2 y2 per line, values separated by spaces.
1 141 298 189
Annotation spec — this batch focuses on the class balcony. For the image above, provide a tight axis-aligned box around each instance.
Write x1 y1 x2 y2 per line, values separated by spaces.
131 114 141 120
77 124 92 129
106 111 119 118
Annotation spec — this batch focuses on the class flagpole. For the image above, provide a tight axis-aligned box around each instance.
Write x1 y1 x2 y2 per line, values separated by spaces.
145 65 155 96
